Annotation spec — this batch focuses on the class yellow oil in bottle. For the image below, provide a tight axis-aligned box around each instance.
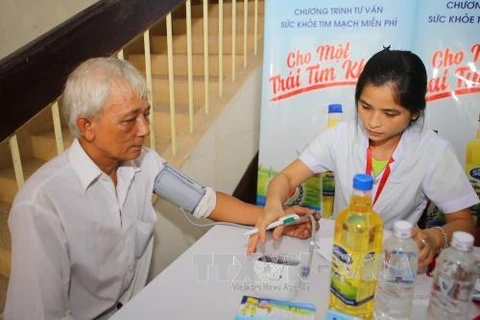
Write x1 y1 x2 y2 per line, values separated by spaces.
322 103 343 219
329 174 383 319
466 113 480 223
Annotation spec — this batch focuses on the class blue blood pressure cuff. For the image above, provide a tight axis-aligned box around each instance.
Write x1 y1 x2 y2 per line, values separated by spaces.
153 163 207 215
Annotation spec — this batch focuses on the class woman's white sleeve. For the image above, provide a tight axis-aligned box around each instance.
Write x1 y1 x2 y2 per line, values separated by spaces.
423 144 479 213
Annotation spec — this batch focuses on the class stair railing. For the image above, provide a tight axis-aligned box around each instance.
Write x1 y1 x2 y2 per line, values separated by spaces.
0 0 264 281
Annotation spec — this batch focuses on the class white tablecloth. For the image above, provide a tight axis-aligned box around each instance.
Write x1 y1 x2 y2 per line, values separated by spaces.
112 219 480 319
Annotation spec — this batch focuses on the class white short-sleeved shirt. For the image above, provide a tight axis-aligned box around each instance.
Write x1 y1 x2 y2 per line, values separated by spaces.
299 121 479 229
5 139 164 319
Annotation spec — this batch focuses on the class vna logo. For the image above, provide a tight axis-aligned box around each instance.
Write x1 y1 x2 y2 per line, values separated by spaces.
332 245 352 264
471 167 480 180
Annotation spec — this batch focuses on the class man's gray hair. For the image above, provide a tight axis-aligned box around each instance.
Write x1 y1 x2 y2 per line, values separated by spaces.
62 57 149 138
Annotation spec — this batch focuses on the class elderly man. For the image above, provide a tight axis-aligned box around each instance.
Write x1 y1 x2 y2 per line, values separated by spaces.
5 57 316 319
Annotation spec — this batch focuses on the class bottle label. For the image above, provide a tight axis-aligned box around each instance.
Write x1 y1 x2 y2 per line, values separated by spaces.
474 275 480 301
381 251 417 284
466 164 480 219
431 276 475 306
322 171 335 197
257 169 322 211
425 205 445 228
330 245 378 306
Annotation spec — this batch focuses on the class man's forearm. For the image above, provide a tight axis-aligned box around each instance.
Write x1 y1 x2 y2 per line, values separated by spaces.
208 192 261 225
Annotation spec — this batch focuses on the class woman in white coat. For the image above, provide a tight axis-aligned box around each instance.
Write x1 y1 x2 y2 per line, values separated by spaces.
248 47 478 269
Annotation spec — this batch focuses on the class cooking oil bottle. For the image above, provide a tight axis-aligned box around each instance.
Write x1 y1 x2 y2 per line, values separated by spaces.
329 174 383 319
466 113 480 224
422 130 445 228
322 103 343 219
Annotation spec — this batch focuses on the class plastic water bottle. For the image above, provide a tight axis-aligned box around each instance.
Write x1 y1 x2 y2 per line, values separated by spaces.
427 231 476 320
374 220 418 320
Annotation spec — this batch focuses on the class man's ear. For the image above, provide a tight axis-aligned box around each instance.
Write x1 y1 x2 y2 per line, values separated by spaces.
76 117 95 141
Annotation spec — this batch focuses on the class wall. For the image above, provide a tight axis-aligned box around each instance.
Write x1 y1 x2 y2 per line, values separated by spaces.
149 63 262 279
0 0 97 59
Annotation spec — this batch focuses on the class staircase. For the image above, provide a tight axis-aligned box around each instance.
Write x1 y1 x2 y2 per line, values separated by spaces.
0 0 264 314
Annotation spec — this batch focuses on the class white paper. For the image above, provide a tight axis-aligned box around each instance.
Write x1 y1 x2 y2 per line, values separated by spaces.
315 238 334 264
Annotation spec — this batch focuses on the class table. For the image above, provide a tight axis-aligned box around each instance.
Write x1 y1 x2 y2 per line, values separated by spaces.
112 219 480 319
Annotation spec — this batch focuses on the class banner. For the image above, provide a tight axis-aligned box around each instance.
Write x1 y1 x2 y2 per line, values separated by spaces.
412 0 480 225
257 0 480 219
257 0 417 211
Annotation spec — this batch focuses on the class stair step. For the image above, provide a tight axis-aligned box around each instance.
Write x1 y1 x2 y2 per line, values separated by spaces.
0 274 8 314
0 107 198 196
0 201 11 280
171 16 264 36
152 76 219 105
129 53 243 77
0 248 10 281
142 133 169 155
31 129 74 161
151 33 259 55
181 2 264 19
156 100 206 114
0 158 46 203
153 111 193 138
151 110 217 160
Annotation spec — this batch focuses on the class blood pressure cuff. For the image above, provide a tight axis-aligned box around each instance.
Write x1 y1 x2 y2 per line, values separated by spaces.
153 163 216 218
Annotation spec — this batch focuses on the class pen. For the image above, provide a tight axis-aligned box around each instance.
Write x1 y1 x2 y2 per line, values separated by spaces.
244 214 302 236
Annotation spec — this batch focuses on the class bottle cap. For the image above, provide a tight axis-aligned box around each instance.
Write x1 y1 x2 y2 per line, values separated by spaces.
393 220 413 239
451 231 474 251
352 174 373 191
328 104 343 114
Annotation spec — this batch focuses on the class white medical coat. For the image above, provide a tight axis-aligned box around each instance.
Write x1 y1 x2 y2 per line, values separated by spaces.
299 121 479 229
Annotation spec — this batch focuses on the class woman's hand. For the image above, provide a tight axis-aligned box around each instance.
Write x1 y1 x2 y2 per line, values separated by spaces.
282 206 320 239
247 161 317 255
247 205 319 255
247 205 285 255
411 226 437 270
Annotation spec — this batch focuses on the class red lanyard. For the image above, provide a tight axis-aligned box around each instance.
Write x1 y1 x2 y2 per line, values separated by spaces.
365 146 394 205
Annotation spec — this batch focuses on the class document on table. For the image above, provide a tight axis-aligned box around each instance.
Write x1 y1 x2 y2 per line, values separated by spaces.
234 295 316 320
